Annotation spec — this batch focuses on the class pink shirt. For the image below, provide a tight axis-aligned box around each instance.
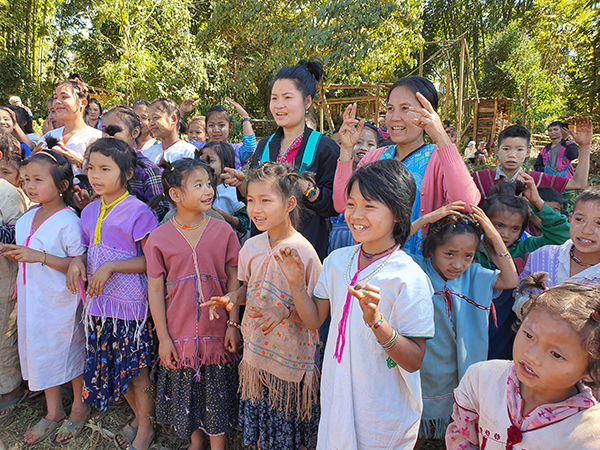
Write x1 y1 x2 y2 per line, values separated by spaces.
333 144 481 235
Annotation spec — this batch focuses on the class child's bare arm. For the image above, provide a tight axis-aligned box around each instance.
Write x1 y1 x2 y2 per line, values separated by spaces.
409 201 465 238
472 204 518 290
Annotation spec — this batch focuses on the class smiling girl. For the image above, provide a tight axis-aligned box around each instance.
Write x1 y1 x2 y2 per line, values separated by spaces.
41 75 102 172
142 98 196 165
333 76 480 255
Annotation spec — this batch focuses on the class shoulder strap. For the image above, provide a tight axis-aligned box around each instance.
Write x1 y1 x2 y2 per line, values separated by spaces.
299 131 323 173
260 134 276 164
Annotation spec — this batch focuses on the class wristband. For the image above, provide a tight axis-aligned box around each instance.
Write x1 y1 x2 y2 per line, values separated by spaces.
41 250 47 266
226 320 241 330
305 186 317 200
497 250 510 258
240 117 251 124
366 314 384 330
291 283 307 292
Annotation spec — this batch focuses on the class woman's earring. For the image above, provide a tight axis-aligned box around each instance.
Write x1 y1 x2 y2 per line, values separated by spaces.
305 109 309 115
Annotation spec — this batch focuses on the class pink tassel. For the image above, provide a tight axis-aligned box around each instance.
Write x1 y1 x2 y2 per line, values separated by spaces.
78 276 86 305
333 292 353 363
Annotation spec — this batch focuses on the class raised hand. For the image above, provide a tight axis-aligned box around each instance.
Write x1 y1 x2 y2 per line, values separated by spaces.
571 117 593 147
247 305 289 335
200 295 235 321
338 103 365 160
226 97 249 118
348 283 381 326
409 92 451 148
180 97 200 116
516 172 544 210
423 201 465 225
471 204 503 246
274 247 306 290
73 185 93 211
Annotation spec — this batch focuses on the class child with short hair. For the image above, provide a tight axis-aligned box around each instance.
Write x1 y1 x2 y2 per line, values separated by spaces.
0 151 88 445
145 158 241 450
203 162 322 450
204 97 257 169
276 159 436 449
471 119 593 197
446 275 600 449
67 138 159 450
142 98 196 164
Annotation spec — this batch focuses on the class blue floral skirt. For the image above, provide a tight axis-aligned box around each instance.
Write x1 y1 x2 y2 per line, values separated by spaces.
239 381 319 450
156 363 239 439
82 316 155 412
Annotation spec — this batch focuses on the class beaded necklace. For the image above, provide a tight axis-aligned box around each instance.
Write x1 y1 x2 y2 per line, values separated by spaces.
360 243 398 261
570 246 597 268
173 213 207 231
343 244 400 288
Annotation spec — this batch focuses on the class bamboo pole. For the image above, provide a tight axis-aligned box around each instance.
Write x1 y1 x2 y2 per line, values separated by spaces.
456 39 466 147
419 49 424 77
522 79 529 126
444 70 450 120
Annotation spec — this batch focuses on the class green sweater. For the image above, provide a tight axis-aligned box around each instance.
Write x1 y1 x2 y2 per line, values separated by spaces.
476 202 571 269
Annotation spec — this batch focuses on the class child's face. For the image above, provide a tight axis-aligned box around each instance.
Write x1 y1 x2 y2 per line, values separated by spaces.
206 111 231 142
23 160 62 204
431 233 479 281
345 182 397 250
352 127 378 164
270 79 309 130
247 180 295 233
547 201 562 214
547 125 563 141
0 160 20 187
201 147 223 178
0 110 14 134
188 121 206 142
54 85 86 119
174 167 214 214
102 113 135 148
496 137 530 171
133 105 151 138
513 307 589 404
148 106 176 139
48 102 65 129
570 200 600 256
489 209 524 248
87 102 101 120
386 86 424 147
86 151 127 199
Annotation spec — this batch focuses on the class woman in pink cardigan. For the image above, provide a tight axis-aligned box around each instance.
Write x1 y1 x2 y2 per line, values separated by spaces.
333 76 480 254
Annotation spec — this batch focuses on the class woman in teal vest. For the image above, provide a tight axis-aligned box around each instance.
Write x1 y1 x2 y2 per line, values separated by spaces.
223 59 339 260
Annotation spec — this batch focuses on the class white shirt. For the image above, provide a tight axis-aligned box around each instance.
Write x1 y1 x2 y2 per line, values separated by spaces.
141 140 196 165
42 126 102 174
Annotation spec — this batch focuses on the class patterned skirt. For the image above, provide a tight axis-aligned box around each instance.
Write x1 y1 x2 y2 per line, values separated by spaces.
239 380 319 450
156 364 239 439
82 316 155 412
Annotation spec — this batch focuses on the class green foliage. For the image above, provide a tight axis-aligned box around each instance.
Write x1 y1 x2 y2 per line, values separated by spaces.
0 55 48 117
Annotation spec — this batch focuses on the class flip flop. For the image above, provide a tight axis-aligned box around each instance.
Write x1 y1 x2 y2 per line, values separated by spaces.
114 424 138 449
0 390 28 424
25 417 62 445
51 419 87 446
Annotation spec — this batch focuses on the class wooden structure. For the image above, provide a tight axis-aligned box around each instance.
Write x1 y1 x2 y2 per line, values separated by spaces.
464 97 516 146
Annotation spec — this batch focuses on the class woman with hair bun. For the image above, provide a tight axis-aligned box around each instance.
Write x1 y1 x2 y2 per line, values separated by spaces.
333 76 481 255
222 59 340 260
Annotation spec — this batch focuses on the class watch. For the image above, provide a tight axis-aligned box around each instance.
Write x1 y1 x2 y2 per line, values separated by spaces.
305 185 317 200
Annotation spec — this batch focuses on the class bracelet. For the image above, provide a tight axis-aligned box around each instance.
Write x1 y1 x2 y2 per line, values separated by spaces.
41 250 47 266
366 314 384 330
284 304 292 319
226 320 241 330
497 250 511 258
379 328 400 352
240 117 251 124
291 283 307 292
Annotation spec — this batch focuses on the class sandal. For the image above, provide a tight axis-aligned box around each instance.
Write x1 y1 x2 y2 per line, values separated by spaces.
51 419 87 446
114 424 138 450
0 390 28 424
24 417 62 445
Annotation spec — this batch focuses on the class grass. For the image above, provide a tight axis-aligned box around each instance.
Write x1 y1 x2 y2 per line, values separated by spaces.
0 393 445 449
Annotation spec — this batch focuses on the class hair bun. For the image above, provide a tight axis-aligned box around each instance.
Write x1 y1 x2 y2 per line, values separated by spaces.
297 59 323 83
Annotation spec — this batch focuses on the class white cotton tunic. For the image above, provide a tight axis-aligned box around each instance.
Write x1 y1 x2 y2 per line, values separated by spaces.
141 140 196 165
16 207 86 391
313 246 435 450
43 126 102 174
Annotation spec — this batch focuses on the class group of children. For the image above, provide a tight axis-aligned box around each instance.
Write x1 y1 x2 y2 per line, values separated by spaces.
0 65 599 450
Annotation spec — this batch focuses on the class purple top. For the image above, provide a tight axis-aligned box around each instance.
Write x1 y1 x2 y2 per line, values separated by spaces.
81 195 158 321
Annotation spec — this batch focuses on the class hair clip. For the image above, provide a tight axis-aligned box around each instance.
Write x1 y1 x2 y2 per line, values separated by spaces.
170 167 174 171
286 172 294 176
591 310 600 323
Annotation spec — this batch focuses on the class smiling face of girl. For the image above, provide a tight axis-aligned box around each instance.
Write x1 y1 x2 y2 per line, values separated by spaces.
206 111 231 142
54 84 87 120
570 200 600 260
148 105 177 140
87 102 101 121
0 109 14 134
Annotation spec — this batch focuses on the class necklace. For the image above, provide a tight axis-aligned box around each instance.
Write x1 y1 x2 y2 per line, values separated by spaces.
277 132 304 163
94 191 129 245
360 243 398 261
173 213 206 230
570 246 597 268
344 244 399 288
